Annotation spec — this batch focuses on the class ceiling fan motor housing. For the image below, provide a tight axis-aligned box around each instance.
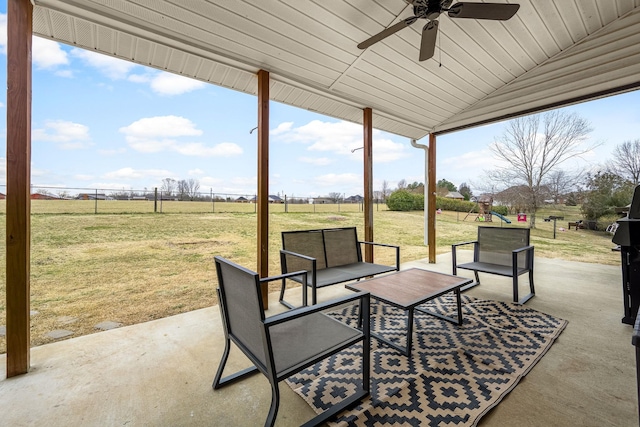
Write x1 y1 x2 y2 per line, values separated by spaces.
413 0 454 20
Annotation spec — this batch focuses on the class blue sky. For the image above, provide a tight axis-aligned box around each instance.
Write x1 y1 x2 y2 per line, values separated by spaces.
1 8 640 199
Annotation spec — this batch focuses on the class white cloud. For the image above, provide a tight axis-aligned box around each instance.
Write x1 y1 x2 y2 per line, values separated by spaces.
33 38 69 69
103 167 174 181
120 115 241 157
74 174 95 181
150 72 206 96
299 157 332 166
0 15 5 54
120 115 202 139
172 142 243 157
313 173 361 187
188 169 205 176
271 122 293 135
32 120 92 149
98 147 127 156
71 48 137 79
272 120 407 162
274 120 361 154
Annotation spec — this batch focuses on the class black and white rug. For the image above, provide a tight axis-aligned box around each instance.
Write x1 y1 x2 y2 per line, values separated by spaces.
286 294 568 426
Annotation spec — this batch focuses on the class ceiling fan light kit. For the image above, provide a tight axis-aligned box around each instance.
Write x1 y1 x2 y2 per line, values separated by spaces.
358 0 520 61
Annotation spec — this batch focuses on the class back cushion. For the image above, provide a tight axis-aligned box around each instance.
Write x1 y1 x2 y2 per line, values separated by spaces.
282 230 327 271
477 227 529 268
324 228 360 267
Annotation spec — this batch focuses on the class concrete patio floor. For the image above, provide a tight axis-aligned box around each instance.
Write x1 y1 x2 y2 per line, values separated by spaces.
1 253 637 426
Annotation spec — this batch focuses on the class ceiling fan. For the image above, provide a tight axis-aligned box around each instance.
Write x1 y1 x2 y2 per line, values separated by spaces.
357 1 520 61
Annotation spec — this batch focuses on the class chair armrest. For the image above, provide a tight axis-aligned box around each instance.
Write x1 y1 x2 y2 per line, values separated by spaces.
452 240 478 274
512 245 535 270
452 240 478 248
279 249 316 263
512 245 534 254
359 241 400 270
260 270 307 285
264 292 370 327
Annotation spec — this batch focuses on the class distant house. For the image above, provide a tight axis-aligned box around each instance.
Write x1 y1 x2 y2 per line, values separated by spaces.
311 197 333 204
78 193 107 200
345 195 363 203
0 193 5 200
31 193 61 200
235 196 249 203
445 191 464 200
250 195 283 203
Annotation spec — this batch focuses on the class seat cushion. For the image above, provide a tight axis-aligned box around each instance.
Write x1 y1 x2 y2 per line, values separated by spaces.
457 261 528 277
312 262 396 287
269 311 362 377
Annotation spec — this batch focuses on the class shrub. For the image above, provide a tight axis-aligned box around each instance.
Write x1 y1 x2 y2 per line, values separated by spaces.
387 190 416 211
492 205 509 216
435 197 476 213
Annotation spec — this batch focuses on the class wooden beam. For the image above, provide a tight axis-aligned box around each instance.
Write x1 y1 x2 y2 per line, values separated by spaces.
6 0 32 377
363 108 374 263
428 134 436 263
257 70 269 306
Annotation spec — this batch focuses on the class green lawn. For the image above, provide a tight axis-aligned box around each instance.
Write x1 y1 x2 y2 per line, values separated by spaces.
0 202 619 353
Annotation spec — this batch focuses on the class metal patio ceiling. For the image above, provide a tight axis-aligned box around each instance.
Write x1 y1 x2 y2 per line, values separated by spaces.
32 0 640 140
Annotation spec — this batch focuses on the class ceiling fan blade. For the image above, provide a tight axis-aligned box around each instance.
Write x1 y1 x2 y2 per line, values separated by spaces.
357 17 417 50
419 20 438 61
448 3 520 20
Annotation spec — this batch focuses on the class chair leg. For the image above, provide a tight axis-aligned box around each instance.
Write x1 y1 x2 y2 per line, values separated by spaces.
529 269 535 295
265 381 280 427
513 275 519 304
212 338 259 389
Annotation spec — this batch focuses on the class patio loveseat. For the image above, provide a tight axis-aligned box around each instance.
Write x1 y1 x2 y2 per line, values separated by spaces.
279 227 400 307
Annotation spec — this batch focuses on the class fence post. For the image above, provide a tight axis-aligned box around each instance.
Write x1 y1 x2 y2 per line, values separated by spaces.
154 187 158 213
285 194 288 213
212 191 215 213
94 189 98 214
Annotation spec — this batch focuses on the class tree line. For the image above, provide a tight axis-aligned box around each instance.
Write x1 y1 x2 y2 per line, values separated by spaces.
385 110 640 230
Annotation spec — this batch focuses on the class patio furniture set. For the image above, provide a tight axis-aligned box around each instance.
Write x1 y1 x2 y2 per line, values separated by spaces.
213 226 535 426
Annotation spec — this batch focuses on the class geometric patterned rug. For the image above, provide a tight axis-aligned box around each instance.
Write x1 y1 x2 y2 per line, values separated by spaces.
286 294 568 426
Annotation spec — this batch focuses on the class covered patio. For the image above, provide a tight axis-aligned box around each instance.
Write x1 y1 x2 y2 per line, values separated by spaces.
1 255 635 426
4 0 640 423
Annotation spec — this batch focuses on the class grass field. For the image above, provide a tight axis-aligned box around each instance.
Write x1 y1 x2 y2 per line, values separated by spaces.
0 201 619 354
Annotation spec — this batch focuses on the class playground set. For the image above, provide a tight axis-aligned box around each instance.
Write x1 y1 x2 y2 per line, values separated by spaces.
464 196 526 224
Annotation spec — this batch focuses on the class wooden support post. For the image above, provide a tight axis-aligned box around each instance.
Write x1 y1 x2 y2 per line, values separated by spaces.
363 108 374 263
257 70 269 306
6 0 33 377
428 134 436 263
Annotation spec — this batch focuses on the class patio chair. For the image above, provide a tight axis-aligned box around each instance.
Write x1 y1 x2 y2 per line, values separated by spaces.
212 256 371 427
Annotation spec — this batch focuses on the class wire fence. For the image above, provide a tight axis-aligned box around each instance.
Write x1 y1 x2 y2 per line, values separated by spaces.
0 185 390 214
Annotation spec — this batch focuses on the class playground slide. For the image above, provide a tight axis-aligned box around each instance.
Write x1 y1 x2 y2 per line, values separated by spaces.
490 211 512 224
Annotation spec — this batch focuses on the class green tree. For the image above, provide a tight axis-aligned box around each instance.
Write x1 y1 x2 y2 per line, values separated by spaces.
436 179 456 192
581 171 634 220
458 182 472 201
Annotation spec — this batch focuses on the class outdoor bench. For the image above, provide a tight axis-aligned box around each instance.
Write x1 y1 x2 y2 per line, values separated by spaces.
452 226 535 304
279 227 400 308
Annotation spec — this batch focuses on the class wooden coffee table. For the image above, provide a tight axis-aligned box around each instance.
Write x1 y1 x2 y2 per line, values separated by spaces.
346 268 472 357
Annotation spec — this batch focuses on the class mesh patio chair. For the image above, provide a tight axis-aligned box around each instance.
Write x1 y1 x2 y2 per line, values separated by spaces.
212 256 371 427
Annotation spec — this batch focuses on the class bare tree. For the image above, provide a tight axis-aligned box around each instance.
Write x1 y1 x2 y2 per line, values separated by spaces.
381 180 391 201
328 192 343 203
161 178 176 197
396 179 407 190
611 139 640 185
544 169 584 204
176 180 189 200
187 178 201 200
488 110 593 228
